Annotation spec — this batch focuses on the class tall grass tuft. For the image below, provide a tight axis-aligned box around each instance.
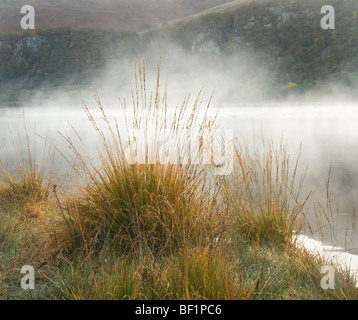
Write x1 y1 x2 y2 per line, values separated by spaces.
0 134 74 265
225 139 309 248
60 57 225 254
0 167 50 218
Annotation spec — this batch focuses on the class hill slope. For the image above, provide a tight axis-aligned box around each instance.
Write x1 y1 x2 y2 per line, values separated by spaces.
0 0 232 33
159 0 358 88
1 0 358 103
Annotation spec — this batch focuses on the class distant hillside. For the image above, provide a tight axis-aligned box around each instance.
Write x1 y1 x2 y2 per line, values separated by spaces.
157 0 358 90
0 0 231 33
1 0 358 103
0 28 139 103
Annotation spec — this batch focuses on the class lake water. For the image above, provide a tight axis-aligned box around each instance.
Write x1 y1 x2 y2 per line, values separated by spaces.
1 102 358 253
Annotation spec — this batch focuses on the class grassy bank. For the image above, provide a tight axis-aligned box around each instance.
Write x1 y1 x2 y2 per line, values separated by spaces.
0 58 357 300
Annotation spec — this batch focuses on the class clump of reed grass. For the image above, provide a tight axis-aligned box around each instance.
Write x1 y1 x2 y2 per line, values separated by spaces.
0 167 73 264
225 139 310 248
60 57 225 254
0 131 77 267
0 166 50 218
